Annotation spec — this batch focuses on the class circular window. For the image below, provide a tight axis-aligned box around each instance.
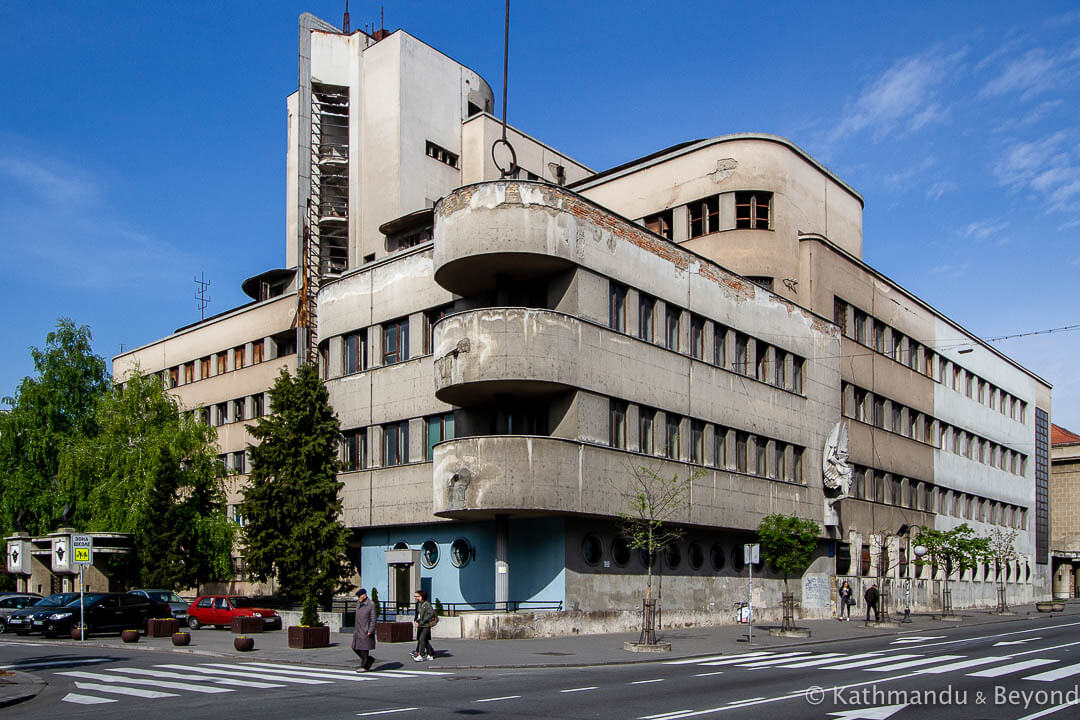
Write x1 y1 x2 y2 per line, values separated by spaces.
450 538 473 568
421 540 439 569
582 534 603 566
665 544 681 570
393 541 409 550
611 537 631 567
710 543 726 571
688 542 704 570
731 546 746 572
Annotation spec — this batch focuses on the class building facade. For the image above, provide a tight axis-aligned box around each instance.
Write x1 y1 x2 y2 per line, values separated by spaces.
1050 424 1080 599
114 12 1051 630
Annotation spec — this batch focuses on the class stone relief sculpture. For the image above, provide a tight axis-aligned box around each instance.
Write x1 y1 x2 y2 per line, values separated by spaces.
822 420 851 497
446 468 472 510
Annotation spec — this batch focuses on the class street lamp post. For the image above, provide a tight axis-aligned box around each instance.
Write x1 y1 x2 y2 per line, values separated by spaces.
906 544 927 622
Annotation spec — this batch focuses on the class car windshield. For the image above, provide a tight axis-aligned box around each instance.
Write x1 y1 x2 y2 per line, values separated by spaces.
63 594 107 607
230 597 261 608
145 591 186 604
33 593 79 608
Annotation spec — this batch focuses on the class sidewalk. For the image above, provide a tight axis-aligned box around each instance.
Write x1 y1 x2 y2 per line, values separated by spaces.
0 604 1073 680
0 671 45 709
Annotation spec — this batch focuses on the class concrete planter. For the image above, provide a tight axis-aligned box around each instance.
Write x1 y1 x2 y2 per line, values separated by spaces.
172 632 191 646
121 629 140 643
375 621 413 643
231 616 264 634
624 641 671 653
70 626 89 640
1036 601 1055 613
147 618 180 638
1052 602 1066 612
288 625 330 649
234 636 255 652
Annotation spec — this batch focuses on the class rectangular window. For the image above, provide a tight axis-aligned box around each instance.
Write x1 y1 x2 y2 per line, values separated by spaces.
773 442 785 480
201 406 211 425
892 333 904 363
713 323 727 368
251 393 264 417
665 306 679 351
425 413 455 461
735 333 749 375
774 350 786 388
755 438 767 477
425 140 458 168
343 429 366 471
873 321 885 353
638 294 655 341
383 318 410 365
907 342 919 370
688 195 720 238
891 404 901 433
217 352 227 374
234 346 246 370
792 446 804 483
664 414 681 459
755 343 768 381
253 342 264 364
233 399 245 423
644 210 673 239
714 426 728 468
609 282 627 332
735 191 771 230
873 397 885 428
343 330 368 374
966 374 974 398
609 400 627 449
690 315 705 360
215 402 228 426
423 306 452 355
925 351 935 378
833 298 848 335
383 420 410 466
169 366 179 388
184 362 194 384
853 309 867 345
232 451 246 474
639 407 655 455
690 420 704 463
735 432 748 473
792 357 803 394
200 356 211 379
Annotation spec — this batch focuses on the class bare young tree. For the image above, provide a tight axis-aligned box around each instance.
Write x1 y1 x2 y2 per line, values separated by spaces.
987 527 1019 612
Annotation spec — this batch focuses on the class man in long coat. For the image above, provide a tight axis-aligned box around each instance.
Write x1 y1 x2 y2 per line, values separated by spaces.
352 588 377 672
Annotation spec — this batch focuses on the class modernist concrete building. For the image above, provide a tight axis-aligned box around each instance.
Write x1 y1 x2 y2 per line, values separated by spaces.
114 12 1051 630
1050 424 1080 598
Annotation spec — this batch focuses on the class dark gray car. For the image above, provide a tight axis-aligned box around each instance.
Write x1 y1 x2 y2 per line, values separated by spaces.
127 589 190 626
0 594 42 633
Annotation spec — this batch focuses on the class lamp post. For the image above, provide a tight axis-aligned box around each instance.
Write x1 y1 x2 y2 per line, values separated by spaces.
907 544 927 622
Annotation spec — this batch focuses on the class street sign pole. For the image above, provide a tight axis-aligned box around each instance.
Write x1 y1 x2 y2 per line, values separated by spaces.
748 554 753 645
71 534 93 640
79 564 84 641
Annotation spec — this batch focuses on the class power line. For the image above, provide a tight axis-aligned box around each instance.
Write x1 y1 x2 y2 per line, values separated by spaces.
985 323 1080 342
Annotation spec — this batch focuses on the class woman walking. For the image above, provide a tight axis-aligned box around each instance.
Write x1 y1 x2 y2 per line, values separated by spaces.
411 589 437 661
838 580 853 621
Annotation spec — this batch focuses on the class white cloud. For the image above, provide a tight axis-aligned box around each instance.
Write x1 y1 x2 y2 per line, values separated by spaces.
993 131 1070 187
980 48 1060 99
927 181 957 201
993 99 1064 132
962 220 1009 242
884 156 937 188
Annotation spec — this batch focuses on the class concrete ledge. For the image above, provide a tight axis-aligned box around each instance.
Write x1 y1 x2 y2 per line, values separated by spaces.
624 641 672 653
768 628 812 638
934 615 965 622
863 621 903 629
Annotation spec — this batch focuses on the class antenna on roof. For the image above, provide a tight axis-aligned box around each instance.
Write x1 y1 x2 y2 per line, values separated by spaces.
343 0 350 33
194 272 211 321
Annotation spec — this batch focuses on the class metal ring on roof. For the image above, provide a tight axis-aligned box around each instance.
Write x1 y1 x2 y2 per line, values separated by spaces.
491 137 517 178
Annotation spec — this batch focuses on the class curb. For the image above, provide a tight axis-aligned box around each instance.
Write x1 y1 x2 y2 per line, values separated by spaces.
0 672 46 709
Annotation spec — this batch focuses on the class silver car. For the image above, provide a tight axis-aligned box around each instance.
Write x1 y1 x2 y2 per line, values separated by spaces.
127 589 190 626
0 594 43 633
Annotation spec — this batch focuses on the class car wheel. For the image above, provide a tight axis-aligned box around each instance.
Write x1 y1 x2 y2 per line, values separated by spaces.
0 619 7 634
44 623 56 637
187 617 201 630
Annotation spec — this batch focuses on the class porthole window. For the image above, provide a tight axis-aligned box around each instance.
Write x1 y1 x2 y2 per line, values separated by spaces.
450 538 473 568
731 546 746 572
665 544 681 570
421 540 439 569
688 542 704 570
710 543 726 571
582 534 603 566
611 537 631 567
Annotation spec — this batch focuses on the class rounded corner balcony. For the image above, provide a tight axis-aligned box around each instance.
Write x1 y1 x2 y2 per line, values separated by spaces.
432 307 581 406
433 182 580 297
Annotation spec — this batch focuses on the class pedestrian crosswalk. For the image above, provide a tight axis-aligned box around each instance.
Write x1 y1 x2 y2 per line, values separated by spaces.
53 660 453 706
665 648 1080 683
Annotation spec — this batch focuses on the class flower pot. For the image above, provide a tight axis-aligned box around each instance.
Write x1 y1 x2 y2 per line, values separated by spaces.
70 626 89 640
234 636 255 652
172 632 191 647
147 618 180 638
230 616 264 634
1036 601 1054 613
1053 602 1066 612
121 629 140 643
288 625 330 649
375 621 413 643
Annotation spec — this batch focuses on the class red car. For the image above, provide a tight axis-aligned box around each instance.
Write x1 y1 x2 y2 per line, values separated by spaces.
186 595 282 630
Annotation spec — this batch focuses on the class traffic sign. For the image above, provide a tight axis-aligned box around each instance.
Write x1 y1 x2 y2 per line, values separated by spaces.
744 543 760 565
72 534 93 565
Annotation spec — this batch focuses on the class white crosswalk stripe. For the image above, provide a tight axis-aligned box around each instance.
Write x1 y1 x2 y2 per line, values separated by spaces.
62 692 117 705
738 653 844 668
73 681 178 699
105 667 287 688
917 656 1009 674
778 652 883 668
700 651 812 666
818 653 924 670
968 659 1059 678
1023 662 1080 682
156 663 336 684
58 670 234 694
865 655 965 672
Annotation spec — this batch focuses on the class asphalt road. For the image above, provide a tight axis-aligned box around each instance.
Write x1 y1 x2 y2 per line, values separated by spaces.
4 616 1080 719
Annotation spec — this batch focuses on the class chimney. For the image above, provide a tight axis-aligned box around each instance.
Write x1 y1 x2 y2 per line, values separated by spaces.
373 28 391 41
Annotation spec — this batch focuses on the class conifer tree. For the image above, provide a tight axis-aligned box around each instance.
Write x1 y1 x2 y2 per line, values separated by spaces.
240 364 352 603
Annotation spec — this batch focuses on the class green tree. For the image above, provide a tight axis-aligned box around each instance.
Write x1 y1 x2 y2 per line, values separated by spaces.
915 523 991 615
240 365 352 605
0 318 109 536
757 514 821 592
59 369 233 588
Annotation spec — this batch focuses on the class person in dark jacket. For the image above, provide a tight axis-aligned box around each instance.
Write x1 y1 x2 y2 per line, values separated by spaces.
838 580 853 621
864 583 880 623
412 589 436 661
352 588 377 672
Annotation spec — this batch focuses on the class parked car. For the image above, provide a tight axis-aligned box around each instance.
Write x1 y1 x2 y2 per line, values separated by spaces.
127 589 190 626
33 592 171 637
6 593 80 635
186 595 282 630
0 594 43 633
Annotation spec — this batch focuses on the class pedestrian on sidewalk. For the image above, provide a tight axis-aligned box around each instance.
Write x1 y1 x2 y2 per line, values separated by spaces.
864 583 880 623
838 580 853 621
352 588 377 672
412 589 436 661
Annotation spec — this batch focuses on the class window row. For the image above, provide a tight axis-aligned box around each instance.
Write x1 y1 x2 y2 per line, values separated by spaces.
164 332 295 389
609 281 804 393
216 450 248 476
841 382 1027 476
191 393 266 428
608 400 805 483
325 305 455 379
642 190 772 241
834 297 1027 424
848 465 1026 529
340 412 456 472
581 533 767 575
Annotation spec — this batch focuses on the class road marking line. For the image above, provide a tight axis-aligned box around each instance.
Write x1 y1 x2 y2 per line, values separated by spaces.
727 697 764 705
61 692 117 705
640 711 691 720
968 659 1059 677
105 667 286 688
916 656 1009 674
890 636 944 644
694 671 725 677
665 652 767 665
1016 699 1080 720
700 652 807 666
73 681 178 699
876 621 1080 653
560 686 598 693
866 655 965 672
739 653 843 668
0 657 111 670
631 678 665 684
1025 661 1080 682
241 661 450 676
819 654 923 670
159 664 335 684
779 653 882 668
356 710 419 717
57 671 233 694
474 695 520 703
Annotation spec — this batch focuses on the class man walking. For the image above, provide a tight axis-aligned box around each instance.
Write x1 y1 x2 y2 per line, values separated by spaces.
864 582 880 623
412 589 436 661
352 588 377 672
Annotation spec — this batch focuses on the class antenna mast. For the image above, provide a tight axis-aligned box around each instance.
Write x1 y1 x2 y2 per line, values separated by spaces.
194 272 211 321
342 0 350 33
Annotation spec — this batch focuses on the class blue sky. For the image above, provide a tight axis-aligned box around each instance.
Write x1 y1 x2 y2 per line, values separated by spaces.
2 1 1079 429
